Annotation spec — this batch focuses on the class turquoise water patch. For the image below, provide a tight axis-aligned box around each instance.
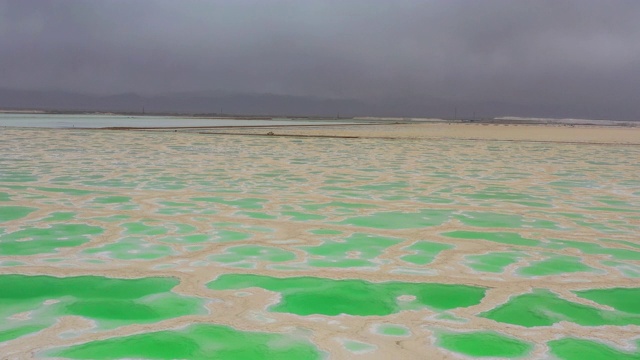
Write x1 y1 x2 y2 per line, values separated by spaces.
455 212 559 229
191 197 267 210
465 251 525 273
208 274 486 316
302 201 377 211
0 275 204 340
41 212 76 222
341 339 376 353
601 261 640 278
84 237 175 260
0 260 25 267
159 234 211 244
375 324 410 337
437 330 533 358
299 233 403 268
575 288 640 314
339 209 452 229
548 338 640 360
47 324 322 359
209 245 296 266
480 289 640 327
309 229 343 235
401 241 454 265
0 223 103 255
93 196 131 204
547 239 640 260
214 230 251 242
518 255 598 277
281 211 326 221
236 211 277 220
34 186 100 196
0 206 37 222
122 222 168 236
0 172 37 182
442 231 541 247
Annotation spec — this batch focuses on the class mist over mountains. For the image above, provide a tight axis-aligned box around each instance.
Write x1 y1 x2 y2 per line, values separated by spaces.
1 88 636 121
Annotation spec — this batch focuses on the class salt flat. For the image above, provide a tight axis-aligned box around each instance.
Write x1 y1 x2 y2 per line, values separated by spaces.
1 123 639 359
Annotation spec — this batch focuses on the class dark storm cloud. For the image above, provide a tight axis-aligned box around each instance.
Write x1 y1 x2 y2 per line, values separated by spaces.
1 0 639 118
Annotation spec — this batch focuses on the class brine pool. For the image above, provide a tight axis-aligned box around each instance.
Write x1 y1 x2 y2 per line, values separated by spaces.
1 128 639 359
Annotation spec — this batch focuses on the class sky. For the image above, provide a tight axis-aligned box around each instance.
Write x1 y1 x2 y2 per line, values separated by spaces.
1 0 639 118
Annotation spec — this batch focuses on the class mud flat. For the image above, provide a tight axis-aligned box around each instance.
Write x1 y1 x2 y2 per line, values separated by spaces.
1 123 639 359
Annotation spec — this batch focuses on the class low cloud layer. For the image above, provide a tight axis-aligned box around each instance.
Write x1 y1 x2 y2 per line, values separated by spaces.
1 0 639 118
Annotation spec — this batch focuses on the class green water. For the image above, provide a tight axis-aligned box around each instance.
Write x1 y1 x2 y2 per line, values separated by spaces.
309 229 343 235
587 207 639 214
122 222 168 236
300 233 402 268
437 331 533 358
207 274 486 316
0 172 37 182
34 186 101 196
518 255 597 276
0 275 204 339
548 338 640 360
442 231 541 247
209 245 296 265
160 234 211 244
0 206 36 222
41 211 76 222
302 201 377 211
237 211 277 219
465 252 524 273
0 223 103 255
0 324 49 343
547 239 640 261
282 211 326 221
401 241 454 265
47 324 322 360
435 312 468 322
463 191 540 201
602 260 640 277
191 197 267 210
215 230 251 242
575 287 640 314
339 209 452 229
0 260 25 267
84 237 175 260
342 339 376 353
480 289 640 327
455 212 559 229
376 324 410 336
93 196 131 204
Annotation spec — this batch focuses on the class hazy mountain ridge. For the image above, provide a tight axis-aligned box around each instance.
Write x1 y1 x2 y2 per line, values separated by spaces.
0 89 637 120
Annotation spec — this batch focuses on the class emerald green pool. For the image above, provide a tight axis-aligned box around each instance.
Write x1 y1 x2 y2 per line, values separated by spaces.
207 274 486 316
47 324 322 360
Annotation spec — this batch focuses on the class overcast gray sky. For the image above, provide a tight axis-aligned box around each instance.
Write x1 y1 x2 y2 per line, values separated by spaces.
1 0 639 117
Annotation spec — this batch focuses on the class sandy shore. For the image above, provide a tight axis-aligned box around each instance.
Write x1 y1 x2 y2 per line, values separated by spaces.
186 122 640 145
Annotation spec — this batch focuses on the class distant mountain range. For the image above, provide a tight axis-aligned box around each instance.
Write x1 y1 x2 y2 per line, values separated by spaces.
0 88 636 120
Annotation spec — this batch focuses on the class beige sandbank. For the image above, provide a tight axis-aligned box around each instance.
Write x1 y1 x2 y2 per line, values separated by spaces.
190 122 640 144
